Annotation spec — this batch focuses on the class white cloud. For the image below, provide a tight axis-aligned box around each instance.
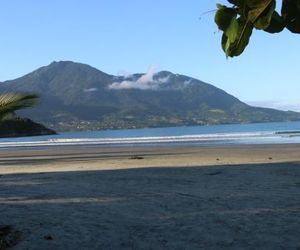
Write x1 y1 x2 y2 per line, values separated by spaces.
83 88 98 92
109 66 170 90
184 79 193 86
158 75 171 83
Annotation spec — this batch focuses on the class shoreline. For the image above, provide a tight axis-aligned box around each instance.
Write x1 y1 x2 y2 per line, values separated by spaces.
1 143 300 175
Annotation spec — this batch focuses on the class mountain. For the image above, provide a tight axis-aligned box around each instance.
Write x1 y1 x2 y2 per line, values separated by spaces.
0 61 299 131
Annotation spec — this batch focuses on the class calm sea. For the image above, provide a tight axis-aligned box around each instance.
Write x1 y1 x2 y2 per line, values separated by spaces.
1 121 300 149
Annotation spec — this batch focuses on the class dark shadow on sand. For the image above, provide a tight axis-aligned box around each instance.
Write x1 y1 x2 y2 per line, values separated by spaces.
1 163 300 249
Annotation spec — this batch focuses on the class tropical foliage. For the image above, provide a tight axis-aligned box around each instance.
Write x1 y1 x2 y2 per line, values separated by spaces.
215 0 300 57
0 93 39 122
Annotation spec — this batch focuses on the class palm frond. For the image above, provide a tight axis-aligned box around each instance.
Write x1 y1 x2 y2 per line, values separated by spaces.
0 93 39 121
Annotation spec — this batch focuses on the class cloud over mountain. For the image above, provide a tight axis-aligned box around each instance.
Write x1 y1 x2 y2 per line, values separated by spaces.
84 88 98 92
109 66 170 90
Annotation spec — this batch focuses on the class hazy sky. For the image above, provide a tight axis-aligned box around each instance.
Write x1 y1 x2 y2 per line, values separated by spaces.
1 0 299 111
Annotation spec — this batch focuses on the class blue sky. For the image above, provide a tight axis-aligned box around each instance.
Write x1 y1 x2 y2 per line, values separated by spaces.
0 0 299 111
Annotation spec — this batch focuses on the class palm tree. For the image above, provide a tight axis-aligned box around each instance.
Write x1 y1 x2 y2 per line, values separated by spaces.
0 93 39 122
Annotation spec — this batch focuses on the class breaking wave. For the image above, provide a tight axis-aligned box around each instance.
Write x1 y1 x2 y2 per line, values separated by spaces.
0 131 287 148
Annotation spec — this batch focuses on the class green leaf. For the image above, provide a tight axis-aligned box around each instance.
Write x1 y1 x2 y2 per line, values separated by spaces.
215 5 237 31
221 33 227 52
282 0 300 33
247 0 276 29
225 17 239 43
222 18 253 57
254 1 276 29
264 11 285 33
216 0 300 57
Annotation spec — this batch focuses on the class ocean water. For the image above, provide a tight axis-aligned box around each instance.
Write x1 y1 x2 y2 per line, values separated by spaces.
1 121 300 149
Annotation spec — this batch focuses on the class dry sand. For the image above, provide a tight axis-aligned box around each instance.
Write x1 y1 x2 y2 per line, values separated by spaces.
0 144 300 249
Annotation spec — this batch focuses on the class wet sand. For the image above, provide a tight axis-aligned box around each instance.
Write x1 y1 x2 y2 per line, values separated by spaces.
1 144 300 249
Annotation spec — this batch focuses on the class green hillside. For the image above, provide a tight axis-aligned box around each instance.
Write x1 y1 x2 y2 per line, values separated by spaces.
1 61 299 131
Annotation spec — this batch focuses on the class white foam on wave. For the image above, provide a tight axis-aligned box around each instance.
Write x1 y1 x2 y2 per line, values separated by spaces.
0 131 278 148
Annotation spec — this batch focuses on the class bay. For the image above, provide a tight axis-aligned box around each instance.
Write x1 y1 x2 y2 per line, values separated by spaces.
1 121 300 149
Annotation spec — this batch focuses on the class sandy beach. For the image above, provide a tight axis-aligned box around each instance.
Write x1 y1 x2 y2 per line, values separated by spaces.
1 144 300 249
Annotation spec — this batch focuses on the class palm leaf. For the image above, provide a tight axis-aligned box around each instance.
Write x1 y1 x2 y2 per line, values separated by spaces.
0 93 39 121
